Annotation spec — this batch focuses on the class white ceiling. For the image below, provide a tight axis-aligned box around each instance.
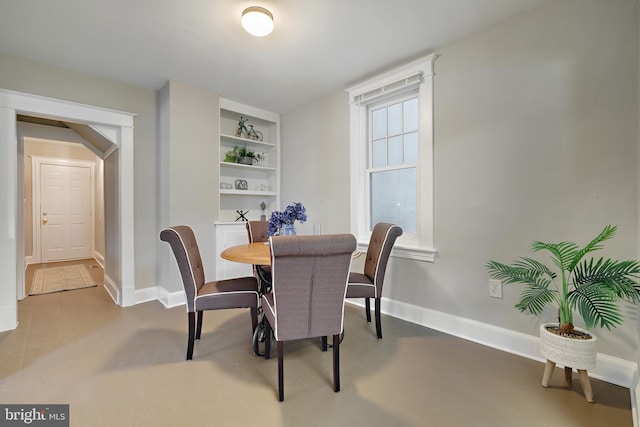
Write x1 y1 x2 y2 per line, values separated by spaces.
0 0 549 114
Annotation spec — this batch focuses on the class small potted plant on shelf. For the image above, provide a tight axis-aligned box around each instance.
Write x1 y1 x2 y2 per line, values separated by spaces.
224 145 265 165
246 150 265 165
223 149 237 163
486 225 640 402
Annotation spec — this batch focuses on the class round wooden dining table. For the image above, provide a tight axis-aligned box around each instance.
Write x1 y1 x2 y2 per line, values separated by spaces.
221 242 271 266
221 241 361 266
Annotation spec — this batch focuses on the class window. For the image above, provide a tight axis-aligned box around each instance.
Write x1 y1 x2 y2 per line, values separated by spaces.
347 54 436 262
369 95 418 233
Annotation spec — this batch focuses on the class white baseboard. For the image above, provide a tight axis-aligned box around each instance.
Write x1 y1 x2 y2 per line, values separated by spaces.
92 251 104 269
347 297 637 389
103 274 119 304
100 277 185 311
135 285 185 308
134 286 158 305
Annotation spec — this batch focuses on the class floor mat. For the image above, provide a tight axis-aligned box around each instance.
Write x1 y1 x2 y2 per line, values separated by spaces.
29 264 97 295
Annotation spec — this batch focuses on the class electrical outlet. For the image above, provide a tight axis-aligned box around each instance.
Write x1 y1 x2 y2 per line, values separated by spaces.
489 279 503 299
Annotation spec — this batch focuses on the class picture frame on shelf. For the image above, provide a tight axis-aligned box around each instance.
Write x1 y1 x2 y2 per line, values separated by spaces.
235 179 248 190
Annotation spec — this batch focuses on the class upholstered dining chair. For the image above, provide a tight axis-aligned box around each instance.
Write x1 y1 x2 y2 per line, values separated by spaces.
346 222 403 339
262 234 356 401
245 220 272 292
246 220 269 243
245 220 272 356
160 225 259 360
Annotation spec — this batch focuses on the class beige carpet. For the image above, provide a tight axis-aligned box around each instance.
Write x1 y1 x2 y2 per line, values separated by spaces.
29 264 97 295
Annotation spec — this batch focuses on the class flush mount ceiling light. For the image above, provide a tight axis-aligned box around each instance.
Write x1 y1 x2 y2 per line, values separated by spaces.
241 6 274 37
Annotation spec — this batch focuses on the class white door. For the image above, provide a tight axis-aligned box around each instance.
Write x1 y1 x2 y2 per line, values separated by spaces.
40 163 92 262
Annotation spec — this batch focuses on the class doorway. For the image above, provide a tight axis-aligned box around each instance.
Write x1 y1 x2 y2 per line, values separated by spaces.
0 89 136 331
19 127 104 300
21 136 105 300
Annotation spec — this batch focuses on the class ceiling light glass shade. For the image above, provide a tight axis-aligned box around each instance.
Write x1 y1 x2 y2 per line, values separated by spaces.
241 6 274 37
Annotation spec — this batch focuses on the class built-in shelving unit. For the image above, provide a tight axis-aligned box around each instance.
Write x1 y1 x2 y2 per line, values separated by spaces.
218 98 280 222
215 98 280 280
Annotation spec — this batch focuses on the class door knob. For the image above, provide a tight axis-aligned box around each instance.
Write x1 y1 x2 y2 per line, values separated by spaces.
42 218 48 224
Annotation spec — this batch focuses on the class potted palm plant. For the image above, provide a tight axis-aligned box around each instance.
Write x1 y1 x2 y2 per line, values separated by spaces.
486 225 640 402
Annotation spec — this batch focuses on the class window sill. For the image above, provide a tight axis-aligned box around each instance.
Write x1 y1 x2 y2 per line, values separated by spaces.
356 241 437 263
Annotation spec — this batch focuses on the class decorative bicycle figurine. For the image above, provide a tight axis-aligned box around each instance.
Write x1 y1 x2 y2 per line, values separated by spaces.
236 116 263 141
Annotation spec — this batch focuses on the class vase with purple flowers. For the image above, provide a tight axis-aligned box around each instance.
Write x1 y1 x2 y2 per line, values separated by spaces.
268 202 307 236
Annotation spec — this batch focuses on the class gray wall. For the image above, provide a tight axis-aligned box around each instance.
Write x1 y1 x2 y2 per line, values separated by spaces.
281 0 639 361
637 0 640 404
280 91 351 236
0 51 159 290
157 81 220 292
436 0 637 361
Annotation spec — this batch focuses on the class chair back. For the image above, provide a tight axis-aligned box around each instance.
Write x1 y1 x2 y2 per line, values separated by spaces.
159 225 204 312
363 223 403 295
246 220 269 243
246 220 272 290
269 234 356 341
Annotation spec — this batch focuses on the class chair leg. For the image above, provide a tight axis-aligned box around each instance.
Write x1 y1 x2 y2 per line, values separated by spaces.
333 334 340 392
187 312 196 361
264 318 272 360
375 298 382 339
321 336 327 351
278 341 284 401
365 298 371 323
250 307 259 334
195 310 204 340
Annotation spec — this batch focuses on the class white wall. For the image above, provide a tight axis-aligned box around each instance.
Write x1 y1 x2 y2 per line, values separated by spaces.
282 0 639 362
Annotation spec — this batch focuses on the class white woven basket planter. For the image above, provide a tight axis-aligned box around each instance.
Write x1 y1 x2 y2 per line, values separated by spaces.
539 323 597 370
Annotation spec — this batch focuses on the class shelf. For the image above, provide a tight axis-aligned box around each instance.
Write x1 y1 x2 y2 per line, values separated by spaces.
220 190 277 196
220 161 276 172
218 98 279 230
220 133 276 149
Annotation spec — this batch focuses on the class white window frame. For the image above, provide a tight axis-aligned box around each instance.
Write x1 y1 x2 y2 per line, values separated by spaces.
347 54 437 262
